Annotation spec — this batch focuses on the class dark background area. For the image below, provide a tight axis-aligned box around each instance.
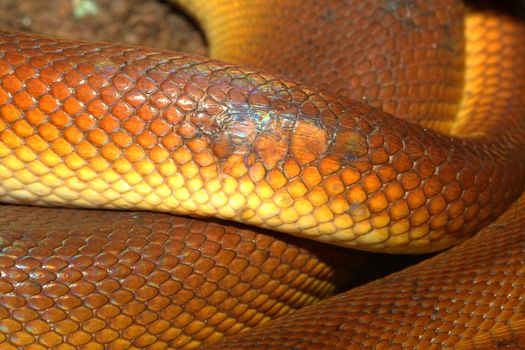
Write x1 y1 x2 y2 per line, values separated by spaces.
0 0 206 55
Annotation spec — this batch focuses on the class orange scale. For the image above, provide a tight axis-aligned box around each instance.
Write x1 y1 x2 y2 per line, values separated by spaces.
328 196 350 215
98 85 119 105
63 97 84 116
111 131 132 148
423 176 442 197
291 121 328 165
39 331 64 347
76 61 96 76
302 166 323 188
340 167 361 186
137 104 158 122
136 77 157 95
194 150 215 168
447 200 465 220
172 147 193 164
12 119 33 138
283 158 301 179
368 192 389 213
26 135 48 153
248 162 266 183
443 182 462 202
302 98 323 114
416 157 436 179
24 318 51 335
177 122 197 138
323 175 345 197
112 72 133 91
307 187 329 207
149 147 169 164
2 74 23 93
63 69 85 87
429 212 448 230
400 171 421 191
38 123 60 142
39 65 62 85
0 130 23 148
149 118 171 137
369 147 389 165
286 179 308 198
390 219 410 236
82 318 107 334
74 113 95 131
136 131 157 149
370 212 391 229
346 185 367 204
162 106 184 124
161 133 183 151
111 101 134 121
51 138 73 156
67 330 92 346
187 138 208 153
123 116 146 135
49 110 71 128
88 157 109 172
37 95 58 115
223 154 248 178
184 84 205 103
410 207 430 226
463 203 480 222
377 165 397 182
76 140 98 159
176 94 197 112
389 200 410 221
447 217 465 233
99 115 119 133
25 79 49 97
428 195 447 214
254 134 288 170
86 99 109 118
51 81 71 101
149 91 171 109
391 151 413 173
407 188 427 210
75 85 97 103
248 93 270 109
267 169 287 190
319 157 341 176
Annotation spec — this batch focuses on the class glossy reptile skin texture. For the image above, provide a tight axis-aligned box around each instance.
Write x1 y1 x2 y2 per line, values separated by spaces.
0 0 525 349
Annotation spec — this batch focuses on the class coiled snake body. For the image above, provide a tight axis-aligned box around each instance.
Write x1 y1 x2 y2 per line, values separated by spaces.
1 0 525 349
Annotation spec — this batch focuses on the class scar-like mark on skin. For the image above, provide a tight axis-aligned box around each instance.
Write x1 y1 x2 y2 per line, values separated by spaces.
255 134 288 169
291 121 328 165
333 130 368 162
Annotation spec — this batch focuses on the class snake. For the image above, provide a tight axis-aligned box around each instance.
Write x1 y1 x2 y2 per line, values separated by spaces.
0 0 524 348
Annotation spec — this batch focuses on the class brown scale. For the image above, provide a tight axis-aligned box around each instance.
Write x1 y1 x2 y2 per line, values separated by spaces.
203 193 525 350
0 205 364 349
0 0 525 349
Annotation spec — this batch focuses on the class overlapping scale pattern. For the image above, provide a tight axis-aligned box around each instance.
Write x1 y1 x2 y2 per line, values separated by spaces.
0 0 525 348
204 192 525 349
0 205 356 349
0 31 523 254
177 0 466 132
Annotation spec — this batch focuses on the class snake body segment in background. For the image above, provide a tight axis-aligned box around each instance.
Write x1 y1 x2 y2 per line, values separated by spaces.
0 0 525 349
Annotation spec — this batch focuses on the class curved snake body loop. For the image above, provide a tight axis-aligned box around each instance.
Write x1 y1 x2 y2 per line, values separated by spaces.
0 0 525 349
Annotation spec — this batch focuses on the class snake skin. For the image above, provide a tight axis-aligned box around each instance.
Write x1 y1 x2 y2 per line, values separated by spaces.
204 192 525 350
0 0 525 349
0 204 363 349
